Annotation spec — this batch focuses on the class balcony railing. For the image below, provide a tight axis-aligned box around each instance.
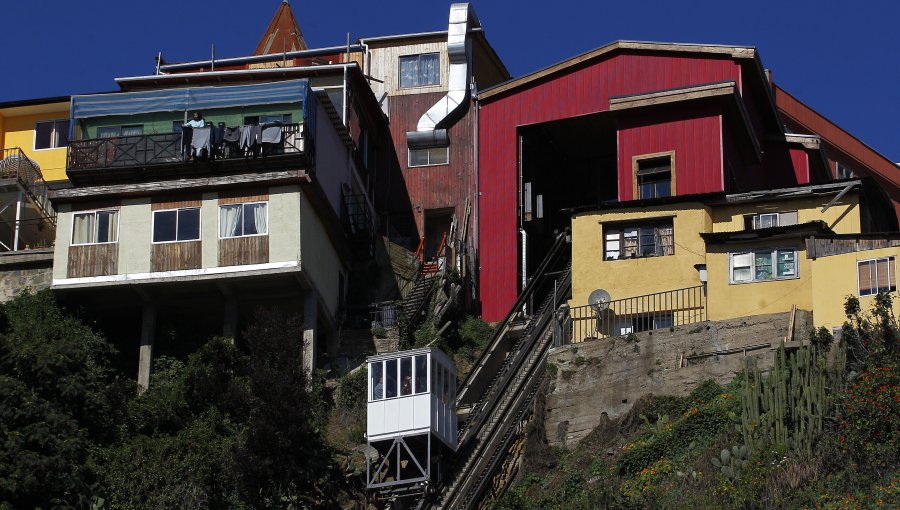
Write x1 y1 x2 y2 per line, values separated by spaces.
0 217 55 252
67 123 304 171
558 285 706 344
0 148 55 227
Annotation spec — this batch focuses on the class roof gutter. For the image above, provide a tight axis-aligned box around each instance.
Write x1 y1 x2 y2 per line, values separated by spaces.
157 45 364 72
406 3 479 149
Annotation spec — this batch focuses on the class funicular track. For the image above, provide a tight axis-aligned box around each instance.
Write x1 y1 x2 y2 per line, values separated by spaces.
418 233 572 509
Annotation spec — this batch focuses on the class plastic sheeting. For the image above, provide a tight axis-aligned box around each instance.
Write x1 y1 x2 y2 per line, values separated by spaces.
71 79 309 119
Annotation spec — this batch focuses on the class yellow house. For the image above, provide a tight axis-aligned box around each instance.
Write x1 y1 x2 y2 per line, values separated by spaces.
0 96 71 183
0 96 70 252
568 180 898 341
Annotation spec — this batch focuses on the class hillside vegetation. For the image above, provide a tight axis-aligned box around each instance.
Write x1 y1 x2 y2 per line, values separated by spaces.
494 294 900 510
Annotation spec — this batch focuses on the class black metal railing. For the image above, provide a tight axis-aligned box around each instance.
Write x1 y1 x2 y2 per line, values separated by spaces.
563 285 706 343
67 123 304 171
0 147 56 228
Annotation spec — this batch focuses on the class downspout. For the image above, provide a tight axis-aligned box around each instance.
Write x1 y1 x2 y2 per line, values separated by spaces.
406 3 479 148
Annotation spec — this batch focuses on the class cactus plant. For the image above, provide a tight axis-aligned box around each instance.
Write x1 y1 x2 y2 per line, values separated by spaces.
710 445 750 479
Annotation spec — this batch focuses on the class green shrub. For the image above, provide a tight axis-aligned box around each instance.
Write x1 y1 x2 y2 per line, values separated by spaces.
337 368 368 410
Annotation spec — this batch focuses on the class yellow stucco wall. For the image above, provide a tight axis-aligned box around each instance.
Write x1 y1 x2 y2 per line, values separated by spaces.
570 203 711 307
810 246 900 332
711 194 861 234
1 104 70 182
705 241 813 321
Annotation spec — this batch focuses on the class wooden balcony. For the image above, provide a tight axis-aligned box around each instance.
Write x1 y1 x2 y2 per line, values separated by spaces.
66 124 308 185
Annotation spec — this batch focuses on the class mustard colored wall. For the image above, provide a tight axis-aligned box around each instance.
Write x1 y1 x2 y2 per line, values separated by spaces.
810 247 900 332
705 241 813 321
1 105 70 182
711 193 861 234
570 203 711 307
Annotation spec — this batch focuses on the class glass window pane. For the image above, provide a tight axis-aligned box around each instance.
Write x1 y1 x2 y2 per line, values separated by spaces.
777 250 796 277
35 122 53 150
399 55 418 88
419 53 440 86
98 127 120 138
414 355 427 394
121 125 144 137
400 357 412 396
779 211 798 226
100 210 118 243
428 147 448 165
219 205 242 237
755 251 773 280
858 260 874 296
409 148 429 167
177 208 200 241
72 213 95 244
371 361 383 400
55 120 70 147
385 359 397 398
242 203 267 236
639 227 656 257
153 210 177 242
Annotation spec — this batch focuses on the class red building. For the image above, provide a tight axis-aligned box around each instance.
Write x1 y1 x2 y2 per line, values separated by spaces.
475 41 897 322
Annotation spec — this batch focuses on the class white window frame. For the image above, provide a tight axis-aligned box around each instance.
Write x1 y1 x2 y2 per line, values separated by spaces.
857 256 896 296
151 207 202 244
729 248 799 284
33 119 70 151
408 147 449 168
217 201 269 239
70 209 120 246
748 211 798 230
603 219 675 260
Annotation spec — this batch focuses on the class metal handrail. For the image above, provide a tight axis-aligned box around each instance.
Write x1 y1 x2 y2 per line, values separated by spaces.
565 285 706 343
67 123 304 170
0 147 56 227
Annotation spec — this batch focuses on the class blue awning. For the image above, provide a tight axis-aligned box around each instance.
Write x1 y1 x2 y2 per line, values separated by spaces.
71 79 309 119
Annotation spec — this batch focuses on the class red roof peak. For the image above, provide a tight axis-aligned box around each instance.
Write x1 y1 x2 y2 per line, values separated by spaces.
254 1 308 55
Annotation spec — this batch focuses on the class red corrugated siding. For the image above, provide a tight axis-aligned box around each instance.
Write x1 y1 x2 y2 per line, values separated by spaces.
617 106 723 200
478 53 742 321
388 92 477 238
789 148 810 185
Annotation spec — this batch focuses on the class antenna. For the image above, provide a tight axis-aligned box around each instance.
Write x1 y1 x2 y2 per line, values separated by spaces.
588 289 611 312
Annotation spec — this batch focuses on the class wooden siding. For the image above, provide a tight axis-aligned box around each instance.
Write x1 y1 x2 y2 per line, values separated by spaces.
218 236 269 266
152 195 202 210
807 237 900 259
478 52 746 321
67 244 118 278
367 39 448 98
389 92 476 237
617 106 722 201
151 241 202 272
219 189 269 204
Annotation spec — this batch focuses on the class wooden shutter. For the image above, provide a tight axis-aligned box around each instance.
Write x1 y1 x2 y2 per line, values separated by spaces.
858 260 874 295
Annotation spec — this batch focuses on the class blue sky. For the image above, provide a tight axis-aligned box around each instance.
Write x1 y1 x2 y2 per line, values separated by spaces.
4 0 898 161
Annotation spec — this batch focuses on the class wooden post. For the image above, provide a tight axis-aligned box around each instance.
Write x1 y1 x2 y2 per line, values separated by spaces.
137 301 157 394
302 293 318 377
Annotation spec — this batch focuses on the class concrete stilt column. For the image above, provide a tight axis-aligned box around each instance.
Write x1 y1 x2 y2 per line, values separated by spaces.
137 301 157 394
302 293 318 376
223 296 238 339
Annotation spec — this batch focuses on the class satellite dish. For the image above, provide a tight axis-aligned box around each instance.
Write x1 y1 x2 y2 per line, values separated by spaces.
588 289 611 312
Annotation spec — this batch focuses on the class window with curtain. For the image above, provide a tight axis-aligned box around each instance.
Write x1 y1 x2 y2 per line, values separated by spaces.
218 202 268 238
72 210 119 245
399 53 440 88
858 257 896 296
730 248 797 283
604 219 674 260
153 207 200 243
408 147 449 167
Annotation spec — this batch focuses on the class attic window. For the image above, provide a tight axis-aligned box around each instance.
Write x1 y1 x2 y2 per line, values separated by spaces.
743 211 798 230
633 153 674 199
399 53 440 88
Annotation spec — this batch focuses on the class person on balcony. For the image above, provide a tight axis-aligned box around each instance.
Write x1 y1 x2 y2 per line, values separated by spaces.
183 112 206 128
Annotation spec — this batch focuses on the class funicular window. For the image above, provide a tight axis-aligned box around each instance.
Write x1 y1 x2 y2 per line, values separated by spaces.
414 355 427 394
385 358 398 399
371 361 384 401
442 366 450 404
400 357 413 396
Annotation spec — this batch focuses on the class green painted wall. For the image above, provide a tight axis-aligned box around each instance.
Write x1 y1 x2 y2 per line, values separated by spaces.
78 102 303 139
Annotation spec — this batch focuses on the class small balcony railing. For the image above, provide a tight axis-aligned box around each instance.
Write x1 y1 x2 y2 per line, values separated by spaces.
558 285 706 344
67 123 304 171
0 147 56 227
0 217 55 252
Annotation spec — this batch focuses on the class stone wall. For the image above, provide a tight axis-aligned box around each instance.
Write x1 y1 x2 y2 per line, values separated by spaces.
544 310 812 448
0 250 54 302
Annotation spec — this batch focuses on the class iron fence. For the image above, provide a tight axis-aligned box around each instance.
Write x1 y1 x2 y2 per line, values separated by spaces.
0 148 55 226
558 285 706 344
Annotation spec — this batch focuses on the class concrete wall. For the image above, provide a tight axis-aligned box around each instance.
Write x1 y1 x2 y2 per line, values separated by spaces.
312 99 351 215
117 198 152 274
0 251 53 302
269 185 301 263
544 310 811 448
299 188 343 318
51 203 72 280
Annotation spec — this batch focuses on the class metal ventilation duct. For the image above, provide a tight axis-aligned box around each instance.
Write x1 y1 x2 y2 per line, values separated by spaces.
406 3 479 149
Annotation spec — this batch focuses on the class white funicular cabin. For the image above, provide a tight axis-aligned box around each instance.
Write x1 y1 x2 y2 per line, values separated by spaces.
366 347 457 499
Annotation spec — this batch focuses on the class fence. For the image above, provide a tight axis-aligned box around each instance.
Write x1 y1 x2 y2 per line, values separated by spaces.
559 285 706 344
